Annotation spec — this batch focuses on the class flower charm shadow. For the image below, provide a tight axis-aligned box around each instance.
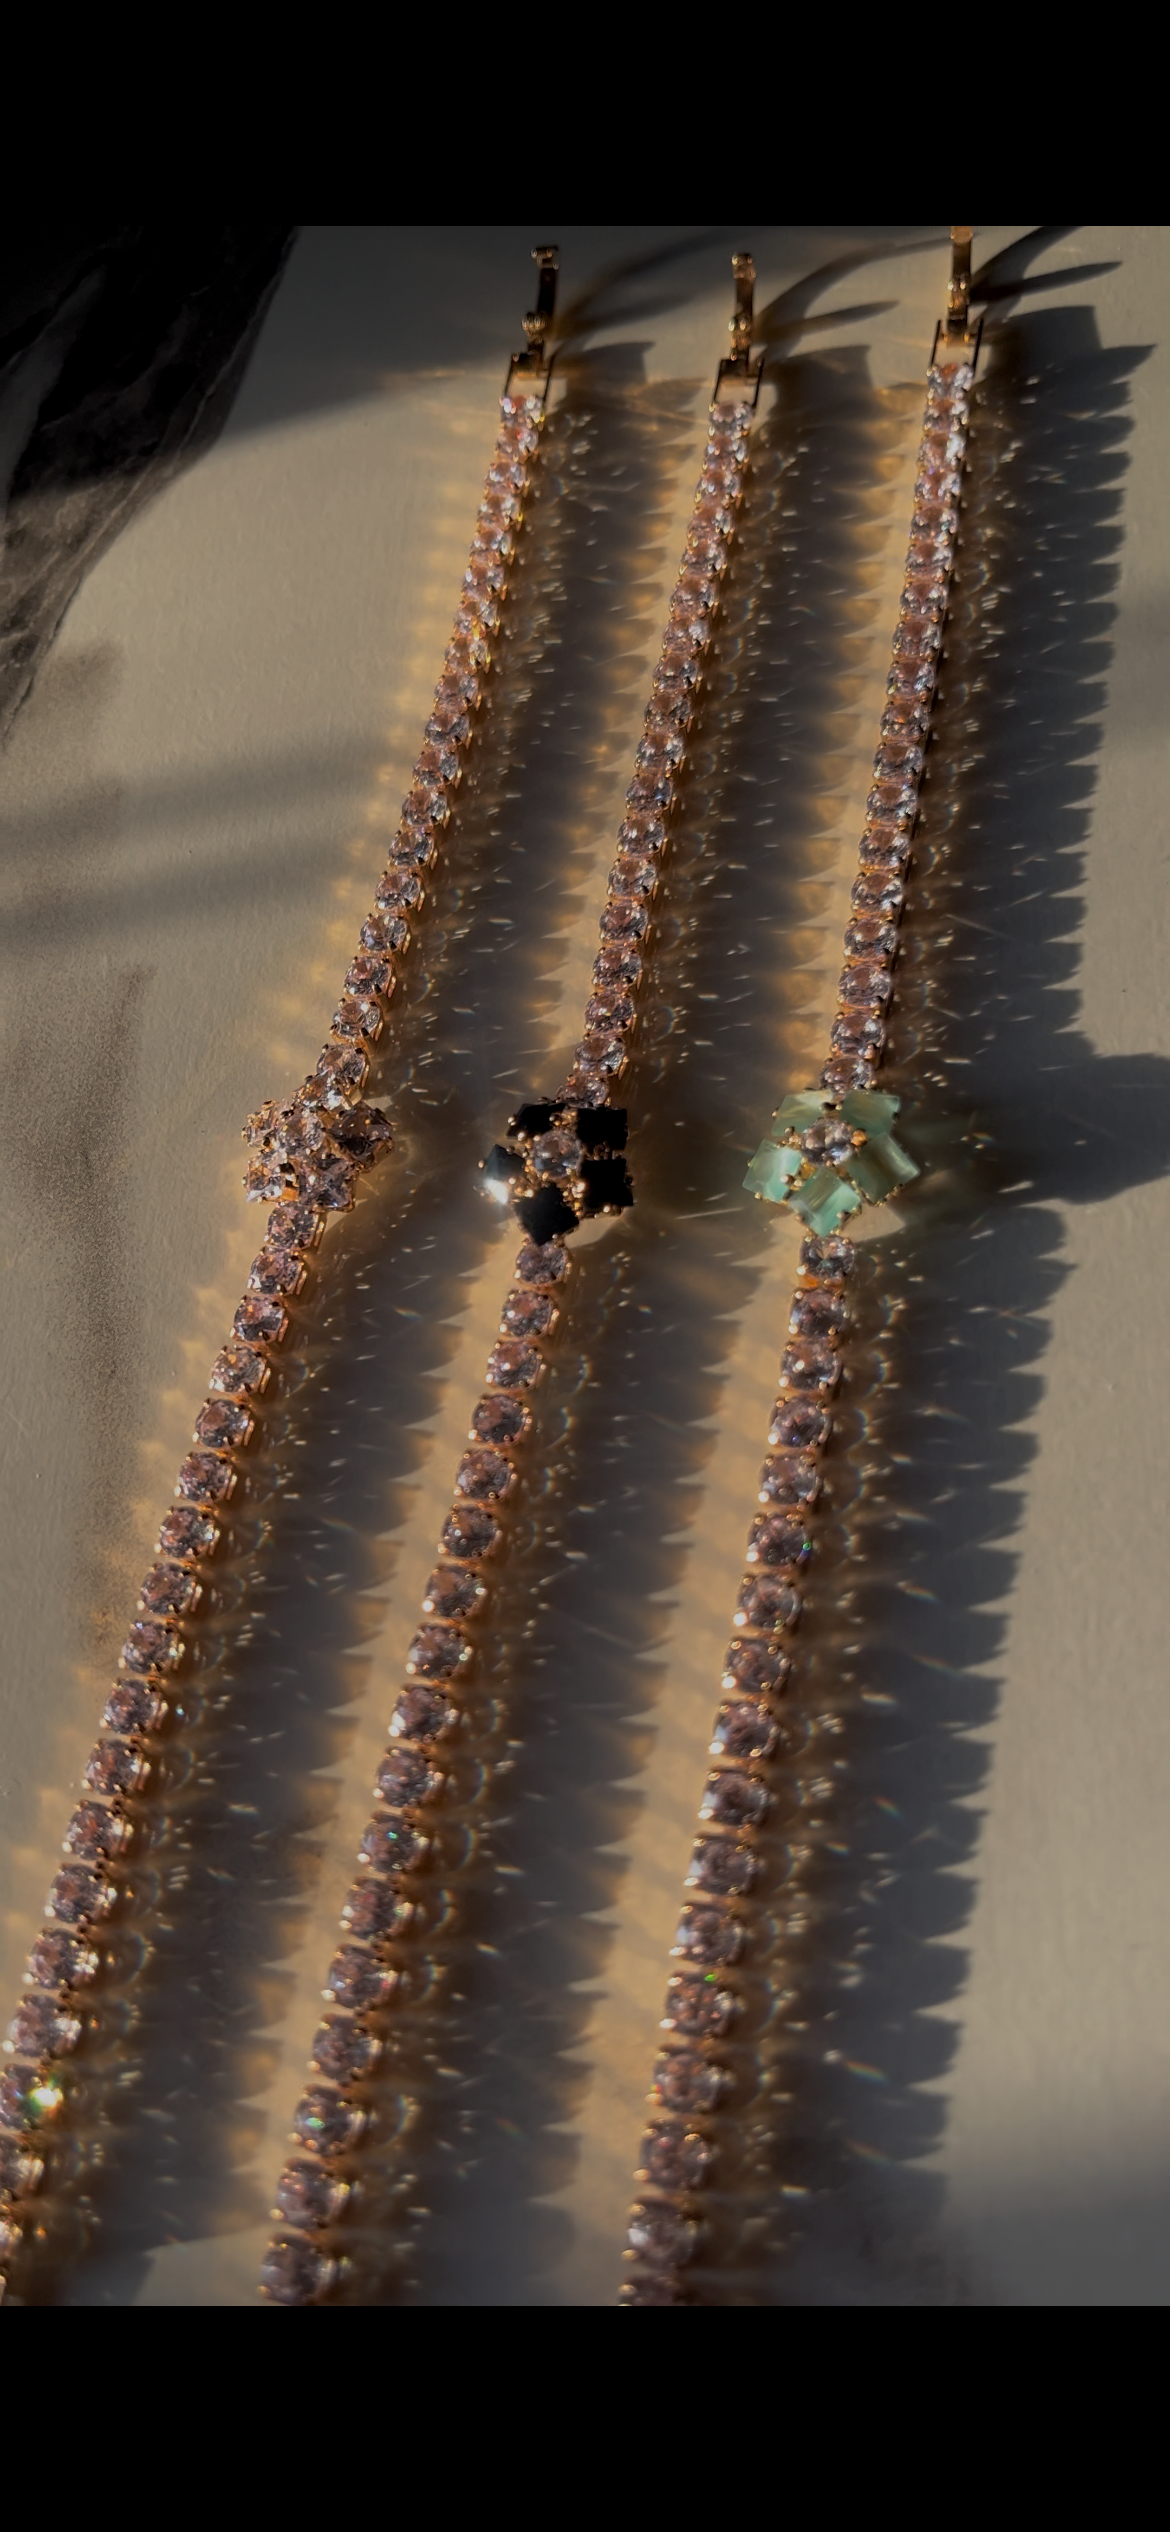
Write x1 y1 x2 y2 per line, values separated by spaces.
744 1089 919 1235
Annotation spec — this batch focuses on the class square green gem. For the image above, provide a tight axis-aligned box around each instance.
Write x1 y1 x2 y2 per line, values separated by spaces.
774 1091 830 1130
841 1089 901 1136
744 1141 803 1203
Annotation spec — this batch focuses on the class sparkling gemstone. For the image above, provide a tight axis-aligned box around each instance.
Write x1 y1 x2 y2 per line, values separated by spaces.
575 1030 626 1078
485 1342 542 1391
157 1505 219 1561
194 1399 253 1452
514 1240 569 1287
177 1450 235 1505
769 1399 832 1451
599 898 649 942
881 694 929 736
801 1234 855 1281
340 1880 410 1942
358 1815 429 1876
733 1575 801 1631
685 522 726 568
0 2066 65 2129
652 2049 726 2112
138 1561 201 1619
26 1929 98 1992
658 635 704 682
874 739 925 780
332 994 383 1045
627 2202 701 2267
233 1295 287 1347
359 906 410 952
780 1337 840 1393
422 1564 485 1622
845 915 898 958
830 1014 885 1060
531 1128 581 1184
500 1289 555 1340
625 774 674 821
209 1343 269 1398
585 989 634 1032
406 1625 470 1680
563 1064 609 1108
120 1620 182 1675
84 1739 148 1797
723 1639 791 1695
390 1683 458 1743
758 1453 820 1509
470 1394 530 1450
712 1701 780 1762
447 616 491 668
248 1244 307 1302
839 961 893 1009
454 1447 513 1504
311 2019 382 2084
440 1504 500 1562
332 1103 393 1167
790 1289 848 1339
345 952 395 1002
634 731 683 777
618 815 668 862
103 1679 166 1734
47 1865 112 1926
641 2124 714 2191
0 2136 44 2195
746 1512 811 1570
607 853 657 901
292 2087 366 2156
274 2161 348 2228
800 1115 857 1168
323 1947 397 2010
7 1992 81 2058
687 1840 757 1899
692 490 736 531
887 647 938 700
375 1748 442 1808
663 1973 737 2037
821 1056 875 1097
244 1152 287 1201
464 551 507 595
701 1771 769 1828
375 865 423 915
594 943 643 989
673 1905 743 1968
314 1042 370 1105
64 1802 127 1862
867 778 918 823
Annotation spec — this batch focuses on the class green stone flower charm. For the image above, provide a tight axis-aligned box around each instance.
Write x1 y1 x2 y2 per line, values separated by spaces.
744 1088 919 1235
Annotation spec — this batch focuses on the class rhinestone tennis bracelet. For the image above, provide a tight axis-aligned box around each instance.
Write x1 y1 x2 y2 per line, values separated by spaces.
0 248 563 2304
259 256 768 2305
618 230 980 2304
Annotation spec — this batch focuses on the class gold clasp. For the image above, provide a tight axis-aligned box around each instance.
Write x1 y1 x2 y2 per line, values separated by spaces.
505 245 559 401
931 225 983 368
713 251 765 407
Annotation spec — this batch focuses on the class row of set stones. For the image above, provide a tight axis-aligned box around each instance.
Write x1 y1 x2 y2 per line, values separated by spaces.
0 388 548 2302
619 356 975 2305
261 395 758 2306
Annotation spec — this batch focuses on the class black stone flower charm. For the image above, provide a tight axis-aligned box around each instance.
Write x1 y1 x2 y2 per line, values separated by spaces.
480 1100 633 1241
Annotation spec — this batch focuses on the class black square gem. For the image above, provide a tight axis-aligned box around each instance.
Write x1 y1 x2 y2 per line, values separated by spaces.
515 1185 579 1242
575 1105 628 1151
578 1157 634 1213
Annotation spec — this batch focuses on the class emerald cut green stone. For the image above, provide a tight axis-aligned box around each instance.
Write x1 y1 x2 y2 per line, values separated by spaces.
843 1132 920 1202
787 1165 861 1232
744 1141 803 1203
773 1091 830 1130
841 1089 901 1136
